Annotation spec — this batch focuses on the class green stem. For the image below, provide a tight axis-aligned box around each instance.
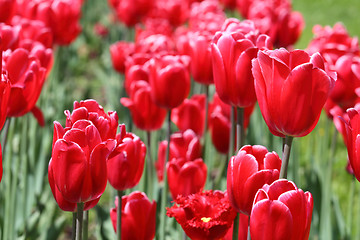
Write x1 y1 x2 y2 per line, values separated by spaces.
202 85 209 145
346 176 355 238
76 203 84 240
356 183 360 239
247 220 251 240
1 118 11 154
21 116 29 237
232 213 240 240
280 136 294 179
0 118 11 240
236 107 245 150
183 231 188 240
72 212 77 240
159 111 171 240
117 190 124 240
83 211 88 240
214 154 228 189
319 128 337 239
229 106 235 157
10 120 22 239
146 131 154 199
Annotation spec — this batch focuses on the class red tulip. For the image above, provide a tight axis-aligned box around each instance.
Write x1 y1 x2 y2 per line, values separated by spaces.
0 57 11 130
343 108 360 182
121 81 167 131
188 0 226 34
227 145 281 215
187 31 214 85
149 55 190 109
64 99 119 141
252 48 335 137
150 0 189 27
167 190 237 240
275 10 304 48
0 0 15 23
3 48 46 119
211 19 272 107
244 0 304 48
171 94 206 136
307 23 359 64
111 0 153 27
107 125 146 191
236 0 252 18
43 0 82 45
18 39 53 78
209 93 255 154
250 179 313 240
135 33 176 56
48 165 101 212
49 120 116 207
11 16 53 48
0 47 9 183
0 23 20 50
135 17 173 40
110 41 135 74
110 191 156 239
167 158 207 199
123 53 151 95
17 0 81 45
155 129 202 182
327 54 360 111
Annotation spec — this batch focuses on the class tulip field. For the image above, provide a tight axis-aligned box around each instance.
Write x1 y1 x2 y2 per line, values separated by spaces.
2 0 360 239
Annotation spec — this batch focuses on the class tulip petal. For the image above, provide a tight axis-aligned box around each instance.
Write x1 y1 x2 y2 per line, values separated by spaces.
267 179 297 200
243 169 280 214
278 190 308 240
250 200 293 240
52 139 86 203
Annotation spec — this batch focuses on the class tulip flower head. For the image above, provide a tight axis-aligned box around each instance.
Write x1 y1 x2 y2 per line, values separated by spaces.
0 51 11 130
0 44 11 184
211 19 272 108
167 158 207 199
64 99 119 141
110 41 135 74
167 190 237 240
3 48 46 120
187 31 214 85
209 93 255 154
250 179 313 240
110 191 156 240
307 23 359 63
121 81 167 131
49 100 119 211
48 120 116 211
155 129 202 182
149 54 190 109
227 145 281 215
252 48 336 137
171 94 206 136
343 108 360 182
106 125 146 191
